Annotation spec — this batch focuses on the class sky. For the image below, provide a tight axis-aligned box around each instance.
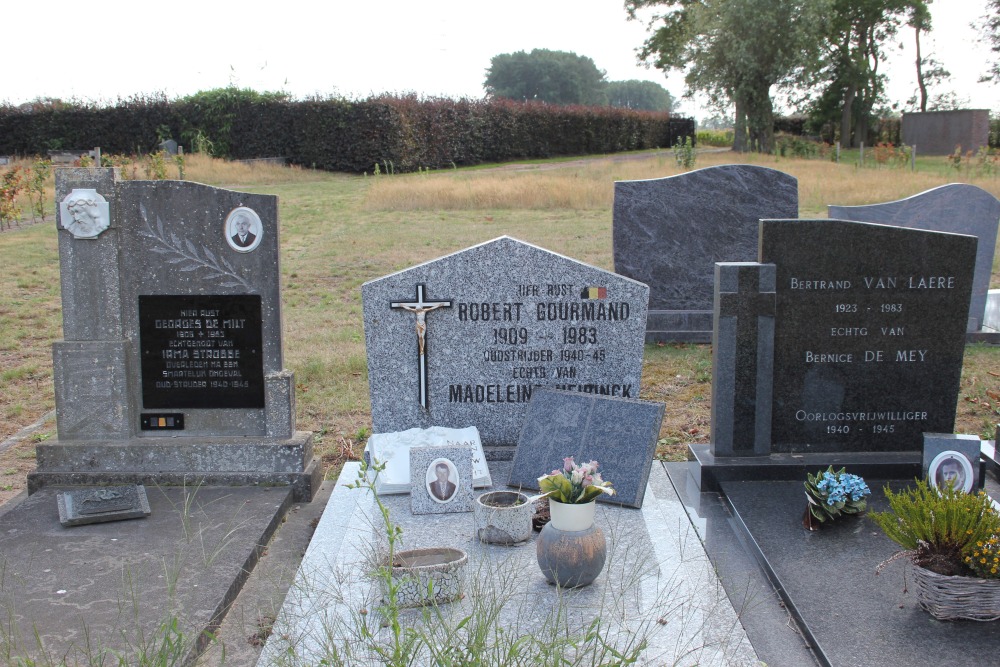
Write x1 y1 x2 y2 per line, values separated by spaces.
3 0 998 121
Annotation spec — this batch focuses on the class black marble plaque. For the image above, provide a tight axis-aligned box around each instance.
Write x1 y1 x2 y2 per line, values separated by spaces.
762 220 976 453
139 295 265 409
57 484 152 527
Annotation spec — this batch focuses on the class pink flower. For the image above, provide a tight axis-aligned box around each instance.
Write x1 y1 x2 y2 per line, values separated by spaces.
563 457 575 472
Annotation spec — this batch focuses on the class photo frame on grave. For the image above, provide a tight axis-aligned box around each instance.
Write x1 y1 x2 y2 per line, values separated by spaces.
410 445 474 515
923 434 981 494
225 206 263 253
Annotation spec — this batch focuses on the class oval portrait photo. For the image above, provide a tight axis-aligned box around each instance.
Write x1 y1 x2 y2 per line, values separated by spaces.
225 207 263 253
928 450 974 494
426 457 459 504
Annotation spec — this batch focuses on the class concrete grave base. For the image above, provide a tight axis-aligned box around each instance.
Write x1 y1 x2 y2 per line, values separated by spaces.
28 431 321 502
0 485 292 665
259 461 760 666
644 310 714 344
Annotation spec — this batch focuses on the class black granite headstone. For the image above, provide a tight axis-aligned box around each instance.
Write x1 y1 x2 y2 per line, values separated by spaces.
763 219 976 453
508 388 664 508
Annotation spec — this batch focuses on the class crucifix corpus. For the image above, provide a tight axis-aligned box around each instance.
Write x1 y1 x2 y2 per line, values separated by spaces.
390 284 452 409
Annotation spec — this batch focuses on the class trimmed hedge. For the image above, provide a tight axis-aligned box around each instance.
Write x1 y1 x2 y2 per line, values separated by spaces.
0 96 694 174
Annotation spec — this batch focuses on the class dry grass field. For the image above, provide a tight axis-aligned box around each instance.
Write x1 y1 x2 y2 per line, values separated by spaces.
1 148 999 498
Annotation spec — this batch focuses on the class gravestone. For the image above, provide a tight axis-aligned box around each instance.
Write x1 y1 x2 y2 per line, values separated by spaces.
409 445 474 514
56 484 151 526
829 183 1000 333
508 388 664 508
362 236 649 449
613 165 797 343
708 219 975 461
29 168 319 500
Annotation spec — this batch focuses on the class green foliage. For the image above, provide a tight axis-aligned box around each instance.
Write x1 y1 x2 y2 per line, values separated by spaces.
144 151 169 180
696 129 733 147
606 80 674 111
977 0 1000 83
627 0 826 153
672 136 696 169
485 49 608 106
0 94 694 174
26 160 49 222
869 479 1000 576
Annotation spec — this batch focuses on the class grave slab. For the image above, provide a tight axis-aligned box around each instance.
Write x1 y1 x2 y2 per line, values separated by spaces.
258 462 759 666
0 485 291 665
717 478 1000 667
613 165 797 343
829 183 1000 334
362 236 649 450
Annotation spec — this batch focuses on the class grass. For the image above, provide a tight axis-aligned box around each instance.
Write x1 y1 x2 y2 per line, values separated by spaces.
1 148 999 480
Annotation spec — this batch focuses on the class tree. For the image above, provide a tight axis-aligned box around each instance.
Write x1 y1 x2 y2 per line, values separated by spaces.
809 0 927 147
977 0 1000 83
626 0 827 153
606 80 674 111
484 50 608 106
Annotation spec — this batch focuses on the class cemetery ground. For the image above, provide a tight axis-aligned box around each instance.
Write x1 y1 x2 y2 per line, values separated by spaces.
1 149 1000 663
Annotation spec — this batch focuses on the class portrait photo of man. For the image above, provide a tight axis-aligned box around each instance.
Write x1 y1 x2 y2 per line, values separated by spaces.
225 207 263 252
928 450 974 494
426 460 458 503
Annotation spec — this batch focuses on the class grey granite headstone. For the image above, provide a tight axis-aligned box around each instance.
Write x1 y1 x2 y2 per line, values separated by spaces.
711 263 775 457
362 236 649 449
507 388 664 508
56 484 151 526
764 219 975 453
409 445 474 514
32 168 319 501
158 139 179 155
613 165 797 343
829 183 1000 332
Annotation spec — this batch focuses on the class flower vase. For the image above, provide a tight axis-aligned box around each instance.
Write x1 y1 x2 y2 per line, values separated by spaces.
536 500 606 588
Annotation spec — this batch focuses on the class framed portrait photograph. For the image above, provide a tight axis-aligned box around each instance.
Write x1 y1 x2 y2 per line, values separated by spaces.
225 207 263 253
409 445 473 514
923 434 981 494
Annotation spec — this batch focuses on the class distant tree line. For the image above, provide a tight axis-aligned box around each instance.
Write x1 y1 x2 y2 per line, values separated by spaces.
485 49 675 111
0 91 693 173
625 0 992 153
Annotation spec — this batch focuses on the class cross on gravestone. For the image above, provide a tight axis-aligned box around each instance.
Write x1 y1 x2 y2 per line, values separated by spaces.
390 284 452 409
711 263 776 456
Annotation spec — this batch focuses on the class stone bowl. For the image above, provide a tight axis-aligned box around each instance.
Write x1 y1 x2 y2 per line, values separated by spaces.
474 491 534 545
381 547 468 608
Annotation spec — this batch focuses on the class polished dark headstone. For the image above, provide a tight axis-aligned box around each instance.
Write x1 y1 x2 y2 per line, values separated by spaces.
56 484 151 526
711 263 775 456
829 183 1000 332
762 219 976 453
613 165 796 342
508 388 664 508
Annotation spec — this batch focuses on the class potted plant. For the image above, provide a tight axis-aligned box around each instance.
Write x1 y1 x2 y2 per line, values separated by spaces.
869 479 1000 621
474 490 534 545
534 458 615 588
802 466 871 530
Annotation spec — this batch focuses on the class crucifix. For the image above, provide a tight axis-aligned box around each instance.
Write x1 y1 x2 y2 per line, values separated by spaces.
390 284 452 409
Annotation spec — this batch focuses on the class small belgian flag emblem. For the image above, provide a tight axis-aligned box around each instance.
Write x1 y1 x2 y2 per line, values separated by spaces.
580 286 607 299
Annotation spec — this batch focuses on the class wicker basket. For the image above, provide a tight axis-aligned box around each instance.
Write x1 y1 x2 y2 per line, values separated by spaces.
912 564 1000 621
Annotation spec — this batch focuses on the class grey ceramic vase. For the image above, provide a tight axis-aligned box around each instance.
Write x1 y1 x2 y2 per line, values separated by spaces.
536 522 607 588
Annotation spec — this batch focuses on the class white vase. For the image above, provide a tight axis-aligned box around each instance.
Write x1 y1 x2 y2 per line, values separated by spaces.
548 500 596 531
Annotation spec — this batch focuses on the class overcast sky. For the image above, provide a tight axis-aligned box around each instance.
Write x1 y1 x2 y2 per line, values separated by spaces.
4 0 998 119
